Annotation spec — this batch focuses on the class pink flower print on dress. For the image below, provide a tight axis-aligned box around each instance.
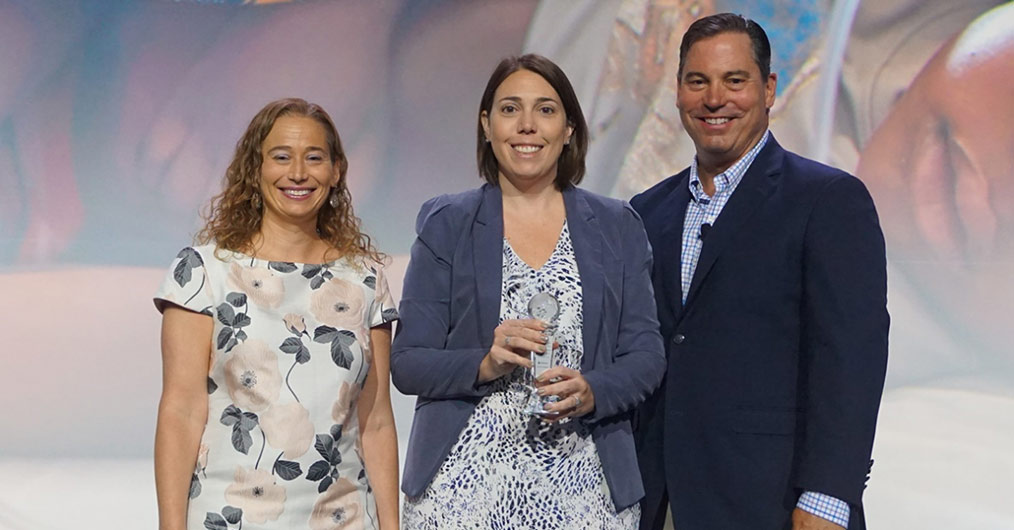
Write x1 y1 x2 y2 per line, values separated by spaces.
224 340 282 412
228 262 284 308
260 402 314 459
196 443 209 473
283 313 306 335
224 466 287 524
310 277 365 331
331 381 356 426
308 477 364 530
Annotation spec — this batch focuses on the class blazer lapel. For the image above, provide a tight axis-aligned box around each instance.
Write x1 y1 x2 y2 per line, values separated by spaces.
659 175 692 322
563 188 602 373
473 184 504 346
684 139 783 308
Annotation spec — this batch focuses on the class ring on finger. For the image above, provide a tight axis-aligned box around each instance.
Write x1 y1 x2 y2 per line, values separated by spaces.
504 336 512 347
573 395 582 408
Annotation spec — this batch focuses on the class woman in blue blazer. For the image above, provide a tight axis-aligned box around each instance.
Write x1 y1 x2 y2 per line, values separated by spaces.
391 54 665 529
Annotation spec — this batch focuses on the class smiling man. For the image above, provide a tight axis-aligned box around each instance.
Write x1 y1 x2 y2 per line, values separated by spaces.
631 13 889 530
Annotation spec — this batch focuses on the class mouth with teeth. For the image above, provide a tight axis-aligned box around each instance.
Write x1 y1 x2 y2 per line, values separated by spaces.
511 144 543 155
280 187 316 200
702 117 732 125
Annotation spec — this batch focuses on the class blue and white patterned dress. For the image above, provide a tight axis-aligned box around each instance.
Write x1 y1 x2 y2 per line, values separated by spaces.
402 222 639 529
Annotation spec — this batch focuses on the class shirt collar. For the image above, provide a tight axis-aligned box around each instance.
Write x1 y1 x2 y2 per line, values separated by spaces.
689 130 770 202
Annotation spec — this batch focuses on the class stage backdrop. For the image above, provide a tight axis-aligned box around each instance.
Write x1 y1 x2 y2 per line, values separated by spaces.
1 1 1012 528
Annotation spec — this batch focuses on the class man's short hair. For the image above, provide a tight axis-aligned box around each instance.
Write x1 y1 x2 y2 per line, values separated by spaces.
678 13 772 80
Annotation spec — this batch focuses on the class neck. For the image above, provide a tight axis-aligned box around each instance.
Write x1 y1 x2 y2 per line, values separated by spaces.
251 214 331 263
499 173 561 209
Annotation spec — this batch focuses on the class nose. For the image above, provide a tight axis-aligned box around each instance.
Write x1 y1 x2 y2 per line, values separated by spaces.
289 158 309 182
517 109 536 134
703 84 725 112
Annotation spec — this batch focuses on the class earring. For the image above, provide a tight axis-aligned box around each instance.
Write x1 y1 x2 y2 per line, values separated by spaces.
251 191 262 209
329 187 340 209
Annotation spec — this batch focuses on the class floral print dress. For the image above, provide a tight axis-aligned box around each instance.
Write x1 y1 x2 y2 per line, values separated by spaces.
155 245 398 530
402 222 639 529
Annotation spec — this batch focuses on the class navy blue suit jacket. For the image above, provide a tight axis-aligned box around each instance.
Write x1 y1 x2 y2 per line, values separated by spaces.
391 183 665 511
631 137 889 530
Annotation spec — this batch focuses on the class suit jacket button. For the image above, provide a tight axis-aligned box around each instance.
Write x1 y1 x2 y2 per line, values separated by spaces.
673 334 686 345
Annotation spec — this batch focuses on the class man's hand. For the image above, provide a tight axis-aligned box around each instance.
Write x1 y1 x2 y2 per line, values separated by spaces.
791 508 845 530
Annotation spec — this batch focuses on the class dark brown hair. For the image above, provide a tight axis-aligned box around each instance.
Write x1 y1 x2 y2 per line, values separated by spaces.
476 54 588 189
678 13 772 80
196 97 381 263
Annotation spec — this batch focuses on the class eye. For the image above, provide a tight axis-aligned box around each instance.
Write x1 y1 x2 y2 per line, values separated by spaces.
538 105 556 115
272 153 290 162
307 153 325 162
500 103 518 114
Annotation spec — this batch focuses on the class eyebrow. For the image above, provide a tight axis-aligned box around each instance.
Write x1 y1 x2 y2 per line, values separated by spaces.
683 69 753 78
497 96 560 105
266 145 326 152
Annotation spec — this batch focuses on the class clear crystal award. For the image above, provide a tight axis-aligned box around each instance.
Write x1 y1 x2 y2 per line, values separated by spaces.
524 291 560 416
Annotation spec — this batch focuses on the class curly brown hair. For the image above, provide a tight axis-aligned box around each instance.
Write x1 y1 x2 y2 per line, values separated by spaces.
195 98 382 264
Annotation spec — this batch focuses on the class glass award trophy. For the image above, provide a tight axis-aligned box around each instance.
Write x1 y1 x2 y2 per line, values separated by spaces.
524 291 560 416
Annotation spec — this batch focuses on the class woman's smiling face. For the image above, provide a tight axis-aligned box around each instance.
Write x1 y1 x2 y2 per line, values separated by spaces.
481 69 573 187
258 114 339 226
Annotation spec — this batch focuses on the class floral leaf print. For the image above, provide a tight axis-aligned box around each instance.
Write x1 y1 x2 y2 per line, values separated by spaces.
190 473 202 499
317 475 333 494
173 247 204 287
306 460 330 481
273 459 303 481
235 330 248 341
329 424 342 441
363 275 377 290
207 377 218 395
217 303 236 326
313 325 339 343
268 261 298 273
217 328 233 350
232 313 251 328
224 338 238 353
220 405 243 426
330 340 354 370
301 264 323 279
231 426 254 454
203 512 228 530
321 270 333 280
382 308 399 321
330 330 357 370
314 434 334 462
226 292 247 307
310 275 325 290
280 337 311 365
280 337 304 354
222 505 243 525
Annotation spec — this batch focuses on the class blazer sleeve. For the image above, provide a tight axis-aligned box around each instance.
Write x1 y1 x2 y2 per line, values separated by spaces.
795 174 890 506
582 203 667 423
390 196 492 400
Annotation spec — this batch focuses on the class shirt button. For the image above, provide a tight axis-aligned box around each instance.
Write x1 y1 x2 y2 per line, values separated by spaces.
673 334 686 345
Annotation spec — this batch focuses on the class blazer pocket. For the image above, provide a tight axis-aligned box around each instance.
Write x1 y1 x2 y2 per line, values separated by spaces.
731 408 798 435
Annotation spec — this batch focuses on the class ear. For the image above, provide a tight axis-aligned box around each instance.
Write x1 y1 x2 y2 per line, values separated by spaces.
480 110 491 141
565 122 574 145
330 162 341 188
765 72 777 109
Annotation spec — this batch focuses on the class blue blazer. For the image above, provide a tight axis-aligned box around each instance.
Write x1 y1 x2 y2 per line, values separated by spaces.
391 183 666 510
631 137 889 530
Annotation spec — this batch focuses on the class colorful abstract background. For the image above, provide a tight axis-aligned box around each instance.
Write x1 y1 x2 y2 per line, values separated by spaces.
2 1 1012 528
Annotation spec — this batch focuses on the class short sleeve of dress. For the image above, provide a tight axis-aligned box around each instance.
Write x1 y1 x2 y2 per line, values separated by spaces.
153 246 215 316
368 263 399 328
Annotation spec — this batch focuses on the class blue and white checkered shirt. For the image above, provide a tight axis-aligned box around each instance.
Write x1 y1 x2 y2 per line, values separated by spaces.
680 130 850 528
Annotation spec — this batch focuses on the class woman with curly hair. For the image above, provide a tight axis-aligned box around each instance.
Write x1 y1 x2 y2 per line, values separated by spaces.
153 98 399 530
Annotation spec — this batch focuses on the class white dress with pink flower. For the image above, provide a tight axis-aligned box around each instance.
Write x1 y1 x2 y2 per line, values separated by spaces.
155 245 398 530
